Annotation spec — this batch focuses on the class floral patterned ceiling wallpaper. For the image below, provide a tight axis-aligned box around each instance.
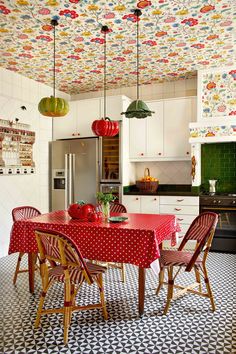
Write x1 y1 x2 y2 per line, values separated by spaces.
0 0 235 95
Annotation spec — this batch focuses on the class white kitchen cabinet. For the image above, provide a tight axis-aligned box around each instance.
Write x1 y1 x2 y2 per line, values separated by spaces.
129 100 164 159
122 195 159 214
53 101 77 140
122 195 141 213
163 97 195 158
140 195 159 214
76 98 100 137
129 119 146 158
160 195 199 249
129 96 196 161
53 95 129 140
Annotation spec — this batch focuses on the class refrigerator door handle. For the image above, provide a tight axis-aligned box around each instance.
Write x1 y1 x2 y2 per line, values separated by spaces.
65 153 75 208
65 154 69 209
69 153 75 205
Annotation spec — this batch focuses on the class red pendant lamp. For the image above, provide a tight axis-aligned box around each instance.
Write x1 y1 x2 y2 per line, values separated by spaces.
91 26 119 137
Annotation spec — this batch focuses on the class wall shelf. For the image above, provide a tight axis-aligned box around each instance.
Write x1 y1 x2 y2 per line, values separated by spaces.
0 119 35 175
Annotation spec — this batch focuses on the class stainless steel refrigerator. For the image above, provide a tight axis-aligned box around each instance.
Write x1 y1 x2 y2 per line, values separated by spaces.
50 137 100 211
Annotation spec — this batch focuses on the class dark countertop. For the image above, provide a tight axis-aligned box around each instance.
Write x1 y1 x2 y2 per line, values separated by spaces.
123 184 200 197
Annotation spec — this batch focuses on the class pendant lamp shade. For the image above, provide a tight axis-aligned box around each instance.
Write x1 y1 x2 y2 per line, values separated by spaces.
121 9 154 119
91 25 119 137
38 18 69 118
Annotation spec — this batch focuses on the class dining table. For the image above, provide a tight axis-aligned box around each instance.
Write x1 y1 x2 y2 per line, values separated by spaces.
9 210 180 316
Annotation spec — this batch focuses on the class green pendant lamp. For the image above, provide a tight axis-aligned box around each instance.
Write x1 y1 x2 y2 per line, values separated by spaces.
121 9 154 119
38 18 69 118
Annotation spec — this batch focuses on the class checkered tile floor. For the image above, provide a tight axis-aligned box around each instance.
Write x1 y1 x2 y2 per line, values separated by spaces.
0 252 235 353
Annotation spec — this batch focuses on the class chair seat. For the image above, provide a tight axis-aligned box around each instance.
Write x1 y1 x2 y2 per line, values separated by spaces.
160 250 202 267
49 262 107 284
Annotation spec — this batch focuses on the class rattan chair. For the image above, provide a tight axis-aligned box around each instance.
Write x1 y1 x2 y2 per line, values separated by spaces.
35 229 108 344
95 202 127 282
156 212 218 314
12 206 41 284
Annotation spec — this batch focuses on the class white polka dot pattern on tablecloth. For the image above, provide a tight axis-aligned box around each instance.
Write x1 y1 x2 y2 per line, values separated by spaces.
9 211 179 268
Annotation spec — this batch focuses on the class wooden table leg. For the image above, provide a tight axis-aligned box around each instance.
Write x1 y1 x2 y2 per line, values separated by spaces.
138 267 145 316
28 253 36 293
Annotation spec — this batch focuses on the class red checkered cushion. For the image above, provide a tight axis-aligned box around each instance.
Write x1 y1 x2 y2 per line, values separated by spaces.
49 261 107 284
160 250 202 267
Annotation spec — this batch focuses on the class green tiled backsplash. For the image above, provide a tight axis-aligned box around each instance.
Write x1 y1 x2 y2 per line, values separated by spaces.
201 142 236 193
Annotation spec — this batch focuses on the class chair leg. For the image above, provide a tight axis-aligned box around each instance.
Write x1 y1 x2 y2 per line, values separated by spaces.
63 281 72 344
97 273 108 320
121 264 126 283
156 267 164 295
163 266 174 315
13 252 25 285
202 265 216 311
194 266 202 292
35 290 47 328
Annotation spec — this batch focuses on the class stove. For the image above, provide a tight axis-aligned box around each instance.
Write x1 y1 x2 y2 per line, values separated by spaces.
200 192 236 253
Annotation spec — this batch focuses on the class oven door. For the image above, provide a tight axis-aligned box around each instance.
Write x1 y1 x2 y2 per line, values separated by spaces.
200 206 236 253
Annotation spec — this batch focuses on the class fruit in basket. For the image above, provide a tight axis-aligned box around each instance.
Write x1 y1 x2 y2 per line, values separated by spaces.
137 168 159 192
140 176 158 182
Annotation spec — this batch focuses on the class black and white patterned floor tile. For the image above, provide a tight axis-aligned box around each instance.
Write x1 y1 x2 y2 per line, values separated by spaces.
0 252 235 354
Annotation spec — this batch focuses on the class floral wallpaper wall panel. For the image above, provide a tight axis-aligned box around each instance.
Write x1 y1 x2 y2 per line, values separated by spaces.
0 0 235 95
201 69 236 118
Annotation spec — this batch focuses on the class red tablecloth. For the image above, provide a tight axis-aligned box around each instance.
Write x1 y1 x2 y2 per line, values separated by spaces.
9 211 179 269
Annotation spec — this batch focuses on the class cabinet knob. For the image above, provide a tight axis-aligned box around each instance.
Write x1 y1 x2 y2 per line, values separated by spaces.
158 153 162 156
177 199 184 202
186 152 190 155
135 198 139 200
154 198 157 201
175 208 181 211
140 153 144 156
177 218 183 221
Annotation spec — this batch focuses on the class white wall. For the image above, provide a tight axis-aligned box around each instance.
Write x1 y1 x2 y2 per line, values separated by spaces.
0 68 70 257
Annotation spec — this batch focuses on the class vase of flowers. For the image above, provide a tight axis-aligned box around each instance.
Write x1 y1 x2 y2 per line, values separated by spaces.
96 192 115 222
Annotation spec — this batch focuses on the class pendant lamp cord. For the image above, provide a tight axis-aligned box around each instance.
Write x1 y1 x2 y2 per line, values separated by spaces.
104 29 107 119
50 18 58 141
53 22 56 98
51 18 58 98
101 25 109 119
136 12 139 101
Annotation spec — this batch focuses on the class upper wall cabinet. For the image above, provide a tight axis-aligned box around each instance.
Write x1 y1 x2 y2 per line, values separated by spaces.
53 96 129 140
76 98 100 138
53 101 77 140
129 97 196 161
129 101 163 159
163 97 196 158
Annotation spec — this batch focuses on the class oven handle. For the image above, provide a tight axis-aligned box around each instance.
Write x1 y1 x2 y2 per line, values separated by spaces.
201 206 236 211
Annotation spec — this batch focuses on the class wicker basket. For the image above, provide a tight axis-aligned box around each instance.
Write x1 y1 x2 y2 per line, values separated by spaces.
136 180 159 193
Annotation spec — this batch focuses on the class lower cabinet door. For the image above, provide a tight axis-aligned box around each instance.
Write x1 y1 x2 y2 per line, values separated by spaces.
140 196 159 214
122 195 141 213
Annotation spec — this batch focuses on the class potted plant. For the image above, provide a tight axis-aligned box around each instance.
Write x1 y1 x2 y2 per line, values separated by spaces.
96 192 116 221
